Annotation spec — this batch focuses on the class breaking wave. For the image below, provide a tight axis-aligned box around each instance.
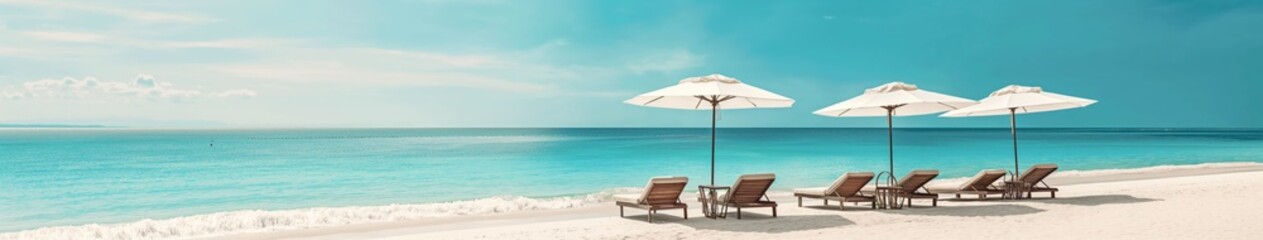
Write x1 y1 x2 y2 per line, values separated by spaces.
0 188 640 240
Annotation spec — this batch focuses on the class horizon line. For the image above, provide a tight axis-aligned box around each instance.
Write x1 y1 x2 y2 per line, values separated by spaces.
2 126 1260 130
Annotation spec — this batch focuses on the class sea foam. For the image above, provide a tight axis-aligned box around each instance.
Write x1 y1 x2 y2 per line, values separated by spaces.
0 188 639 240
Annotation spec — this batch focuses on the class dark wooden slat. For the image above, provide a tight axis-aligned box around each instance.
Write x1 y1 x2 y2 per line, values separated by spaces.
835 176 873 196
730 179 774 203
970 173 1005 190
644 182 686 205
1021 168 1056 183
898 174 938 192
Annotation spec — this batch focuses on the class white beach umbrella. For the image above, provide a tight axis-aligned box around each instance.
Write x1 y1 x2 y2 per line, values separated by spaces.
942 85 1097 176
625 74 795 185
813 82 976 185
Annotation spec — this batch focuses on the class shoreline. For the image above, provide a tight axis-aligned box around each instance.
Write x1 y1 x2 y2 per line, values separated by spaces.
5 162 1262 240
223 162 1263 240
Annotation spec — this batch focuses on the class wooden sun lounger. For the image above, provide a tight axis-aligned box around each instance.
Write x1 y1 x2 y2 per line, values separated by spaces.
721 173 778 219
615 176 688 223
928 169 1007 199
875 170 940 207
1008 164 1060 198
792 172 876 210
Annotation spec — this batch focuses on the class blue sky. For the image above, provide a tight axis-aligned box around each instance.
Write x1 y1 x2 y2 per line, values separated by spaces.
0 0 1260 128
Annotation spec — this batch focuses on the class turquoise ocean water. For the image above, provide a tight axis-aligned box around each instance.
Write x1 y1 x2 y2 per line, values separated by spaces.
1 128 1261 235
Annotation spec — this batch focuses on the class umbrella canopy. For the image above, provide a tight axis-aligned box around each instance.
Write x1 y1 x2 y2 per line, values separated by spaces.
941 85 1096 117
814 82 976 185
626 74 794 185
625 74 794 110
942 85 1096 178
814 81 977 117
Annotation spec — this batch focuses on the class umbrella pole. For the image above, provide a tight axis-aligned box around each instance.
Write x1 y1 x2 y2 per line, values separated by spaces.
887 107 894 177
710 101 717 186
1010 108 1019 179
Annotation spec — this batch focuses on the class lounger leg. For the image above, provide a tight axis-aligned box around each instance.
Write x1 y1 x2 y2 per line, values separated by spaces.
933 198 938 207
870 200 876 209
648 210 653 223
955 193 961 199
824 199 828 205
797 197 802 207
1052 191 1056 198
683 207 688 219
619 206 624 217
736 207 742 219
773 206 778 217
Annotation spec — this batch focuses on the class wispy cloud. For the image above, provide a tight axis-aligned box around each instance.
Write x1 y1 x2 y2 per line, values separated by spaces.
165 38 298 49
10 29 291 49
20 30 106 42
200 38 638 94
1 29 625 96
626 49 706 74
0 1 704 126
213 89 259 98
363 48 508 68
213 48 561 93
0 0 214 23
217 60 555 93
205 41 667 98
0 29 296 63
1 74 257 101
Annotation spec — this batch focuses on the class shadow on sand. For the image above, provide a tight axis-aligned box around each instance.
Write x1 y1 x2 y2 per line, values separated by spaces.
800 205 880 212
677 214 855 233
1038 194 1160 206
882 204 1044 217
618 212 689 224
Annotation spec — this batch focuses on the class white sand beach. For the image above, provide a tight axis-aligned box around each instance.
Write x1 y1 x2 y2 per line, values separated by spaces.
216 163 1263 240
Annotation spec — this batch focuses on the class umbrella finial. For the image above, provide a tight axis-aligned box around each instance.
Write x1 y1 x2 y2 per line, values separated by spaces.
990 85 1044 97
681 74 741 84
